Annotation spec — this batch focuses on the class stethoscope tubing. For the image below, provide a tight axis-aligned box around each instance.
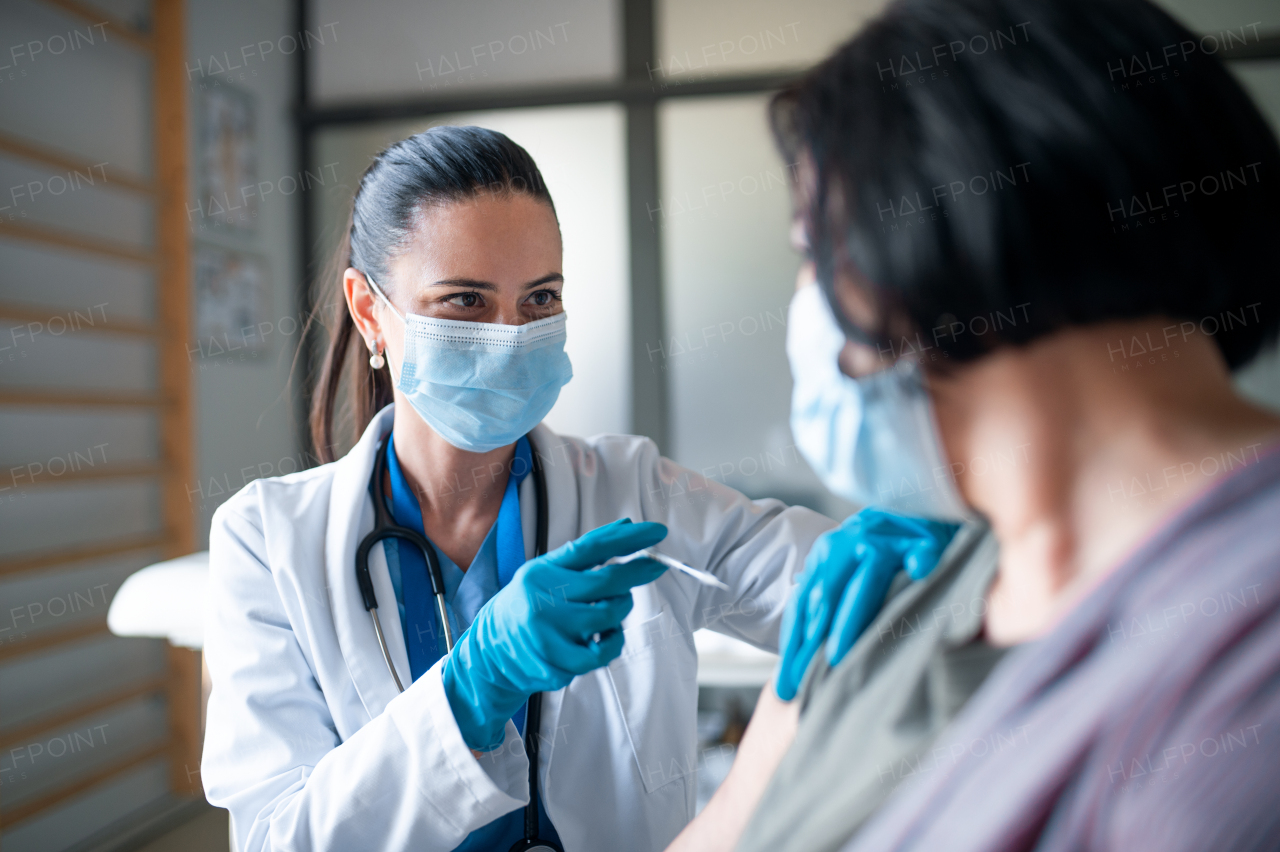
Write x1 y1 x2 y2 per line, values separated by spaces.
355 443 456 658
368 606 403 692
355 432 559 852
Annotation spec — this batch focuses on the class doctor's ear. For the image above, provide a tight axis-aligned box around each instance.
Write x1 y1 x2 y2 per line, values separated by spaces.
344 267 388 349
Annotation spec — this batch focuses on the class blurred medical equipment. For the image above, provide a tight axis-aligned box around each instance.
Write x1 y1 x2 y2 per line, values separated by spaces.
108 551 210 649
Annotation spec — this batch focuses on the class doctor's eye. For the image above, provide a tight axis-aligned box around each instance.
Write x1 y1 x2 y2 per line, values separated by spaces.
444 292 484 308
526 289 562 308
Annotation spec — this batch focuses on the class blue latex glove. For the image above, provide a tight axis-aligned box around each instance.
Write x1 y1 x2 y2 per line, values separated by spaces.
775 509 960 700
442 518 669 751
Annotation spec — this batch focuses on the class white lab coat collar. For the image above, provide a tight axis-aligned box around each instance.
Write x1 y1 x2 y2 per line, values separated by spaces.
521 423 583 779
322 406 577 736
324 405 398 722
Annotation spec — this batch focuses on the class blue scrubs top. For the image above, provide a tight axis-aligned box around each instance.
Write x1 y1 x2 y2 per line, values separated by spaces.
383 433 560 852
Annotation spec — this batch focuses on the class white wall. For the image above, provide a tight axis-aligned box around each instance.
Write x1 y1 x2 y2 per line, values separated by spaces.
186 0 301 545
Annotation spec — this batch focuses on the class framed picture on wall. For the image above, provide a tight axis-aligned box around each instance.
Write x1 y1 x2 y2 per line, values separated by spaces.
194 245 270 358
197 83 257 232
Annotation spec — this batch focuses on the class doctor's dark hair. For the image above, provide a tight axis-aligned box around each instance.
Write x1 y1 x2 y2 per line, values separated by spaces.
772 0 1280 368
309 125 556 462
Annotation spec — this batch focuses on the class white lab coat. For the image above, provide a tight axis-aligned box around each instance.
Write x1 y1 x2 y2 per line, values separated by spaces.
202 406 833 852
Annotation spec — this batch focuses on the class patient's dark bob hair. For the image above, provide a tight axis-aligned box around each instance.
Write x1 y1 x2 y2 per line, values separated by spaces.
772 0 1280 368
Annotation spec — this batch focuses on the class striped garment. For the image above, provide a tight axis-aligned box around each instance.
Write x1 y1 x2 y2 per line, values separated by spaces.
844 442 1280 852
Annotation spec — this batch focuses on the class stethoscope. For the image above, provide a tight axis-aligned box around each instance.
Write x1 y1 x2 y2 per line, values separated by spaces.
355 433 562 852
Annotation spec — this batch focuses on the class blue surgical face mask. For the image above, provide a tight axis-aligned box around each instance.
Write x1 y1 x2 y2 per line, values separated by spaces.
786 283 970 521
368 275 573 453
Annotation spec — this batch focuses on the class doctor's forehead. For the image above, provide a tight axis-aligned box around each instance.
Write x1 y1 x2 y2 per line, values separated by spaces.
390 193 563 295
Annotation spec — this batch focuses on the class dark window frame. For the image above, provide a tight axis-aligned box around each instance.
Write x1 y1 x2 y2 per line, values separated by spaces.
291 0 1280 455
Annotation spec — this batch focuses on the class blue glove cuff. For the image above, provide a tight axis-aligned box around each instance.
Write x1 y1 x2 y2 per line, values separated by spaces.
442 636 525 752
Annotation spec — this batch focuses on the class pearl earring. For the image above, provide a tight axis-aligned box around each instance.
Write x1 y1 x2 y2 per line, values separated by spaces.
369 345 385 370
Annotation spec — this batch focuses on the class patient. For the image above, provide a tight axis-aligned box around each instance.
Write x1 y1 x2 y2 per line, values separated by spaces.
670 0 1280 850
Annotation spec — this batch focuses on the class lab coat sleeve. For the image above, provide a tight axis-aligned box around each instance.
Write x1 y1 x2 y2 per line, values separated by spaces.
202 492 528 852
624 437 836 651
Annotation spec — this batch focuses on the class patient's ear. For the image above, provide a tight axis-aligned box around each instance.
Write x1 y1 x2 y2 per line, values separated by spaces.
838 339 886 378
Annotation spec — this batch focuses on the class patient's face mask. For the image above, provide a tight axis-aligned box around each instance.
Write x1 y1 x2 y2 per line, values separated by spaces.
786 283 969 521
368 275 573 453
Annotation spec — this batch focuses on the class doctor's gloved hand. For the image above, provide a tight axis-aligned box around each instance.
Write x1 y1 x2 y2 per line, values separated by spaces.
442 518 669 752
774 509 960 701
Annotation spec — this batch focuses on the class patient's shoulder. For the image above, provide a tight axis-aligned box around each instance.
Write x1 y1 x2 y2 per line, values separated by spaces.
740 526 1005 852
1102 694 1280 851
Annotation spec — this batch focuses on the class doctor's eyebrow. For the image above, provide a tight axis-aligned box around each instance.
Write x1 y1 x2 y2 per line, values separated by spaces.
431 273 564 291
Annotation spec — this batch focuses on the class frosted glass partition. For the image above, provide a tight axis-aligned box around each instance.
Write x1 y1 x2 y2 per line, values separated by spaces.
0 1 152 176
1227 62 1280 413
0 629 166 731
313 104 631 440
658 94 852 520
311 0 621 104
1233 63 1280 135
72 0 152 31
1152 0 1280 35
656 0 1280 86
655 0 885 83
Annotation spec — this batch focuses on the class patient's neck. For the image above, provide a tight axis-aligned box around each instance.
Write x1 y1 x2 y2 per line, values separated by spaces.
930 319 1280 645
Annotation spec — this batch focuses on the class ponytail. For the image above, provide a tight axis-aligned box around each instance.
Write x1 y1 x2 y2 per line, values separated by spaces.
306 125 555 463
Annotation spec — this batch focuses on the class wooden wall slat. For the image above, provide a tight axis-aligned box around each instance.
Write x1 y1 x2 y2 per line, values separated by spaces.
0 132 153 194
167 648 204 797
0 678 167 751
0 390 163 407
0 534 170 578
0 220 154 264
37 0 154 52
0 619 110 663
152 0 201 797
0 302 157 337
7 462 164 487
0 742 170 826
0 0 199 835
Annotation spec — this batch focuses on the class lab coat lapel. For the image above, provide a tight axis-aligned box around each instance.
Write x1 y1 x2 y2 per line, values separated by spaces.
367 536 412 687
325 405 402 722
527 423 581 551
331 418 575 726
524 424 581 816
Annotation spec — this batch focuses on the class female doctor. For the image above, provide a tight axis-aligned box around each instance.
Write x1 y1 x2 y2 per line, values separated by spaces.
200 125 833 852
